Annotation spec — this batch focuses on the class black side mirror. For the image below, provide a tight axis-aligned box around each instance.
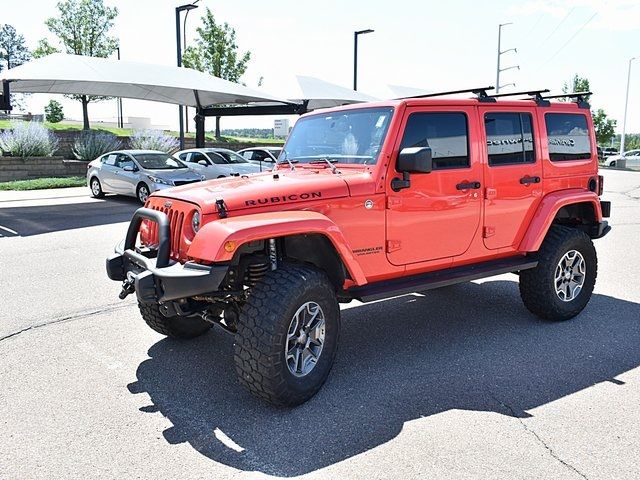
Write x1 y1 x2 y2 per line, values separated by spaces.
397 147 433 173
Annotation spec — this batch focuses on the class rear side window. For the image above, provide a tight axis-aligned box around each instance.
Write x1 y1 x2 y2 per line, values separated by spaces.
400 112 469 169
102 154 117 166
545 113 591 161
485 113 535 166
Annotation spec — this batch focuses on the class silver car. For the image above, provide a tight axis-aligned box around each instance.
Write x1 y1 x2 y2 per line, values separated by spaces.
87 150 204 203
237 147 283 171
603 149 640 168
175 148 260 179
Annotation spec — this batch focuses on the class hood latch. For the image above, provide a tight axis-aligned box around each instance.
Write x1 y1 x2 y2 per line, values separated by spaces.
216 198 228 218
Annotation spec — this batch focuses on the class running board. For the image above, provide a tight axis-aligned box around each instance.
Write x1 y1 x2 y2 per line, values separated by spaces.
347 257 538 303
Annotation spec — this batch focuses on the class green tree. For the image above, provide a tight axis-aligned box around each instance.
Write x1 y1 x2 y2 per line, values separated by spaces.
183 8 251 138
0 24 31 112
562 74 590 101
0 24 31 70
44 99 64 123
592 109 617 146
37 0 119 130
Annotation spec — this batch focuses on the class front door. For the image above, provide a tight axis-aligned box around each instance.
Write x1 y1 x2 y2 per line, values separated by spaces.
480 108 543 249
386 107 482 265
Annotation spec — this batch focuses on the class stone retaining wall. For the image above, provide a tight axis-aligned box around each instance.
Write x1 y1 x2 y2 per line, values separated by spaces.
0 157 88 182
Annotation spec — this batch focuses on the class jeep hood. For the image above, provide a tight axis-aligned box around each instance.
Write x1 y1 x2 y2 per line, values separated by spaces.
151 169 350 215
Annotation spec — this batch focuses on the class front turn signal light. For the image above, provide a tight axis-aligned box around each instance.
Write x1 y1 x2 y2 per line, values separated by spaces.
224 241 236 253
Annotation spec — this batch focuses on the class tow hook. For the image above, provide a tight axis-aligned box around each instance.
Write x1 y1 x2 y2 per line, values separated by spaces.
119 278 135 299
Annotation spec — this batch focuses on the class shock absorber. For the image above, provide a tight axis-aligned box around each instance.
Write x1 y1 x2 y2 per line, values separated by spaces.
268 238 277 271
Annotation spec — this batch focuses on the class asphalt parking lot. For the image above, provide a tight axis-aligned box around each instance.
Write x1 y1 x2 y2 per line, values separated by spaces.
1 170 639 480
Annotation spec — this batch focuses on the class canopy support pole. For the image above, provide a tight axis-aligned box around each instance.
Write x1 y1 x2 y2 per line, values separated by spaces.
1 81 12 111
193 90 206 148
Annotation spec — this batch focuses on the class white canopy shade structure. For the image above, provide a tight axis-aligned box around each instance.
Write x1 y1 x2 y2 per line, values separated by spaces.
0 53 288 107
289 75 379 110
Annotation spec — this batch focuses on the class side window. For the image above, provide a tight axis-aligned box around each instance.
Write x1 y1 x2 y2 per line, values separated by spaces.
252 150 269 161
545 113 591 161
117 154 136 170
178 153 190 162
102 154 117 166
191 152 209 165
207 152 227 164
485 112 535 166
400 112 469 169
241 151 254 160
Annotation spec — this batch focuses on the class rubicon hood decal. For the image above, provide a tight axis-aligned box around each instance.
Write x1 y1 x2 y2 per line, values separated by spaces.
245 192 322 207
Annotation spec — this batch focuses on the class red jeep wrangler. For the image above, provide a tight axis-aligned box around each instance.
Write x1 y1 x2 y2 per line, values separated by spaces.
107 87 611 407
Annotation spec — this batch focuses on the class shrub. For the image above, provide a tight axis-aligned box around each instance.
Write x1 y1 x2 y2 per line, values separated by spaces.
44 99 64 123
72 131 121 160
0 121 59 158
129 129 179 153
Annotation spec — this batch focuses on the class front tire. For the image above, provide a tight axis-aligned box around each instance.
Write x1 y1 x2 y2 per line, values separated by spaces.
138 302 213 339
519 226 597 321
234 265 340 407
137 183 150 204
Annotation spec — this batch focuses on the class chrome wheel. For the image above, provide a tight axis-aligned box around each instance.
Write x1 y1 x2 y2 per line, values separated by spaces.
137 185 149 203
91 179 101 196
554 250 586 302
285 301 326 377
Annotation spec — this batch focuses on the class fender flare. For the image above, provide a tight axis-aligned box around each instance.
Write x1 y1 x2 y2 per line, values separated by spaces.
519 189 603 252
187 210 368 285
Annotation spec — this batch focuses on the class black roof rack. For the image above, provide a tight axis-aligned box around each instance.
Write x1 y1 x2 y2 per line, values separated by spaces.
488 89 550 99
398 86 496 102
539 91 592 109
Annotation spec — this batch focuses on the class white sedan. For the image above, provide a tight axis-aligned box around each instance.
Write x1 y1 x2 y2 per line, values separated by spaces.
175 148 261 179
603 149 640 167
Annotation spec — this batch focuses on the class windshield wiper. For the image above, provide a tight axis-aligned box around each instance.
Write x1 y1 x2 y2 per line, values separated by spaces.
308 157 339 174
276 149 297 171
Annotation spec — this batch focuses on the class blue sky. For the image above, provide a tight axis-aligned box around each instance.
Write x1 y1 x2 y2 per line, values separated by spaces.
3 0 639 133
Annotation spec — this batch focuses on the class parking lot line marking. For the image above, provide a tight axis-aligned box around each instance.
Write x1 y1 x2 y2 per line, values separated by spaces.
213 428 245 453
0 225 18 235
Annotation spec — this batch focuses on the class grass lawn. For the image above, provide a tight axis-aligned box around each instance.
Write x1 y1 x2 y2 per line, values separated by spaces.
0 176 86 191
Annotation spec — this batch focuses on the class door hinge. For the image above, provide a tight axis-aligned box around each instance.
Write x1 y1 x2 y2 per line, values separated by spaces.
485 187 497 200
386 196 402 209
483 226 495 238
386 240 402 252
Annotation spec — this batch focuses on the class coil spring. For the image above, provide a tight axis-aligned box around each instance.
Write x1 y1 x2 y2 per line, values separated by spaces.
246 262 269 287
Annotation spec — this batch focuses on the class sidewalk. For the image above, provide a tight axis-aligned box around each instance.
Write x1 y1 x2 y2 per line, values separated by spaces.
0 186 89 203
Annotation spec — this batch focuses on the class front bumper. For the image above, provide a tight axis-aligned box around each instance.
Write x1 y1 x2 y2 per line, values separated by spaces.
106 207 228 304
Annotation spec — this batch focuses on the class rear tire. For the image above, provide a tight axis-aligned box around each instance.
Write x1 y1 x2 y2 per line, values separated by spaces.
90 177 104 198
234 264 340 407
138 302 213 339
519 226 597 321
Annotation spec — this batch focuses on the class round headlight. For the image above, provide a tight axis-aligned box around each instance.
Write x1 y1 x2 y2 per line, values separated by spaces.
192 211 201 233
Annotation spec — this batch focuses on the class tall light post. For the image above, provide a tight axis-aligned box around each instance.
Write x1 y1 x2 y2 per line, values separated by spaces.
496 22 518 94
175 2 199 150
620 56 637 162
353 29 374 91
116 46 123 128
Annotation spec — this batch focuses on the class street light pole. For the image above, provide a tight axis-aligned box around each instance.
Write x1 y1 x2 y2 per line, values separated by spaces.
175 2 199 150
116 46 123 128
353 29 374 91
621 56 636 159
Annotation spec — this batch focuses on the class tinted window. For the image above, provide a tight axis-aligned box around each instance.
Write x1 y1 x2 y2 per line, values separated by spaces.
211 150 249 164
485 113 535 166
116 154 136 169
400 112 469 169
545 113 591 161
178 153 189 161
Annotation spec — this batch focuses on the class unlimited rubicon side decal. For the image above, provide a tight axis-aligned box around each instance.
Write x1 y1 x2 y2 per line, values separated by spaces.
244 191 322 207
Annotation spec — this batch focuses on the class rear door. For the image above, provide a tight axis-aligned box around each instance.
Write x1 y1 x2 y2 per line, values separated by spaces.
385 106 483 265
480 108 543 249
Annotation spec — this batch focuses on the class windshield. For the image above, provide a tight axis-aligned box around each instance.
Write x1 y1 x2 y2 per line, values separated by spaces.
283 107 394 164
134 153 186 170
208 150 248 164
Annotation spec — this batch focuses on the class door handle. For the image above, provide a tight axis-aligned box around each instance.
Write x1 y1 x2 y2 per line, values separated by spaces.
519 175 541 185
456 181 481 190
